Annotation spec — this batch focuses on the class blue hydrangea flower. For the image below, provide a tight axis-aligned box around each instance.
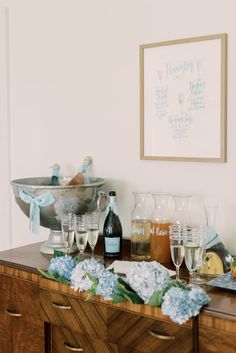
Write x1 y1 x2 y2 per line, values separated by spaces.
188 286 210 316
95 270 119 300
161 286 210 324
70 258 105 292
47 255 76 281
126 261 171 303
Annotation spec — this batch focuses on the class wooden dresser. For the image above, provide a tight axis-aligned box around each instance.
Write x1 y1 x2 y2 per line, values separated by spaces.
0 240 235 353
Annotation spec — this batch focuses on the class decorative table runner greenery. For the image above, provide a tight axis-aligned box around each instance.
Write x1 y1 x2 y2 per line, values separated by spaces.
38 251 210 325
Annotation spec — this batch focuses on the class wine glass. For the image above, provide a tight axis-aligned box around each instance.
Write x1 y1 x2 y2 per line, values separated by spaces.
86 211 100 258
169 224 185 282
61 213 76 255
76 215 88 260
183 225 203 285
191 225 208 285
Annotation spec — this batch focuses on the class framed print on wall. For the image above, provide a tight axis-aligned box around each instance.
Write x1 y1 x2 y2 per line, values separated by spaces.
140 33 227 162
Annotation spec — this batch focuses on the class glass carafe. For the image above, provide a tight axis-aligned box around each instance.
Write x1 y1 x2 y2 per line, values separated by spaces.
172 194 192 226
150 193 172 263
204 204 220 250
204 205 218 231
131 192 151 260
203 204 231 272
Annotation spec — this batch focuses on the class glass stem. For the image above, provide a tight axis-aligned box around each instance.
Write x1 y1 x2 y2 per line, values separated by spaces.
189 270 194 285
176 266 180 280
91 247 94 258
196 268 200 279
192 270 197 280
80 251 83 260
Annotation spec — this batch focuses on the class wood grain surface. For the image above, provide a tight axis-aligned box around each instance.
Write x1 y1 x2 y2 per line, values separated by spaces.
1 239 236 353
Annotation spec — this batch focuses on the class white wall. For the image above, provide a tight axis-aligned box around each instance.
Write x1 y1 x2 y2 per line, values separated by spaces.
1 0 236 253
0 7 11 250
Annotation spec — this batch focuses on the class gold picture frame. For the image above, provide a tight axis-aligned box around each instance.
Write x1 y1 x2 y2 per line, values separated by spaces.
140 33 227 162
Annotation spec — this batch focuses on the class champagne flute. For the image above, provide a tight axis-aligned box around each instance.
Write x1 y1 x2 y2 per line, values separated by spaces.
184 226 202 285
61 213 76 255
191 225 208 285
76 215 88 260
169 225 185 282
87 211 100 259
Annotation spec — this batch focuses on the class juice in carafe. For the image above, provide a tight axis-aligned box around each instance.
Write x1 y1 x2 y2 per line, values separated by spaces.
131 220 151 260
131 192 151 260
151 221 172 263
150 193 171 264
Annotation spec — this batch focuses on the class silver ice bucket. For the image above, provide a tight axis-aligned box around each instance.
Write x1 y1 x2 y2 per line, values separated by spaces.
11 176 107 254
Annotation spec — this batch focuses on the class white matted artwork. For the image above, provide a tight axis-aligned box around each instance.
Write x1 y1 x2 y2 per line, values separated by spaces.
140 34 227 162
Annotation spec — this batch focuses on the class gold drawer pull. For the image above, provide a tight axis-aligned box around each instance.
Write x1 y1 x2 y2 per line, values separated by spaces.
52 302 72 310
6 309 22 318
64 342 83 351
148 329 176 341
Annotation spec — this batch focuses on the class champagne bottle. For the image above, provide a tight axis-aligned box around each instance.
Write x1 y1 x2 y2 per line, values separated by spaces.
68 156 92 185
50 163 61 186
103 191 122 258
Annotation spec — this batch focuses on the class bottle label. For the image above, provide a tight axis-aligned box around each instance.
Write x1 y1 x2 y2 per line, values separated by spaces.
131 221 150 239
105 237 120 253
151 222 171 237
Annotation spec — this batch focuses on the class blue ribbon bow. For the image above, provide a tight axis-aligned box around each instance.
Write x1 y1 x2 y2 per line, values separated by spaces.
19 189 55 234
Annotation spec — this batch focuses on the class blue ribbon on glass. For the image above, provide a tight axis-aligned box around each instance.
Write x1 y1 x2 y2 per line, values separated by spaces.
19 189 55 234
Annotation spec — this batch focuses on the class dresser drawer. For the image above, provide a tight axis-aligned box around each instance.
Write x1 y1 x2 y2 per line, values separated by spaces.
0 273 45 353
199 327 236 353
0 274 41 324
52 325 117 353
108 310 193 353
40 288 108 339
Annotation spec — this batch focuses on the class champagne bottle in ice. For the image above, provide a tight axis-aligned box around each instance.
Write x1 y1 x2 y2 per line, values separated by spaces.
68 156 92 185
50 163 62 186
